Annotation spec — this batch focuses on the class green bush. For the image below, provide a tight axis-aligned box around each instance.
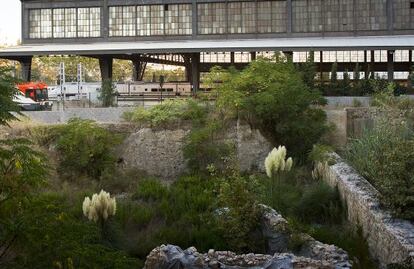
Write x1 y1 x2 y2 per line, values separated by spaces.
0 67 20 125
183 119 235 173
54 118 122 180
294 182 343 224
216 173 263 253
346 121 414 220
213 58 328 160
99 79 116 107
123 99 207 127
2 193 142 269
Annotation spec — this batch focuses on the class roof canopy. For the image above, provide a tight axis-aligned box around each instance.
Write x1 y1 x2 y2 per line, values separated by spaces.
1 35 414 58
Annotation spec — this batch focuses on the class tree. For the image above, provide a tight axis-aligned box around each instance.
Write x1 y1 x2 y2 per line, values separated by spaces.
297 51 317 89
0 66 48 262
0 67 20 125
214 57 329 160
99 79 116 107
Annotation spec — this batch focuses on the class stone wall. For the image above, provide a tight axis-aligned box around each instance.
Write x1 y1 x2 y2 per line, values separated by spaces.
118 120 273 179
323 154 414 268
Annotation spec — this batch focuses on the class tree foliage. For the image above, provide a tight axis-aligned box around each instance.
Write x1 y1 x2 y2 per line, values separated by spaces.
212 58 328 159
52 118 122 180
100 79 116 107
0 67 20 125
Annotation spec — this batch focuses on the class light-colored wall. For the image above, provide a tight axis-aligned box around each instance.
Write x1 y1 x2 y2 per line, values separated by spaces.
323 153 414 268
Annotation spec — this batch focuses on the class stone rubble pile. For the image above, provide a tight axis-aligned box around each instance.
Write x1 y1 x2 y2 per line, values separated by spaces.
144 205 352 269
144 244 335 269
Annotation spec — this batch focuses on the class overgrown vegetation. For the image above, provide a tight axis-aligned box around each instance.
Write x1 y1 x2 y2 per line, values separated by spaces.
0 57 382 268
123 99 208 127
32 118 122 180
99 79 117 107
210 57 329 160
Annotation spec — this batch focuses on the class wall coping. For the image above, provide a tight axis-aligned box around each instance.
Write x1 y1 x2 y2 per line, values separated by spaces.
325 153 414 268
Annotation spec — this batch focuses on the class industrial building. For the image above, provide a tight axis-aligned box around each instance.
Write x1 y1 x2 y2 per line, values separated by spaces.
0 0 413 91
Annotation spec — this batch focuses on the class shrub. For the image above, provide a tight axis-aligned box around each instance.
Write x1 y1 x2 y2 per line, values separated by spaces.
0 138 48 207
183 119 235 173
346 120 414 220
294 182 343 224
2 193 142 269
213 58 328 160
123 99 207 127
99 79 116 107
0 67 20 125
54 118 122 180
216 173 263 253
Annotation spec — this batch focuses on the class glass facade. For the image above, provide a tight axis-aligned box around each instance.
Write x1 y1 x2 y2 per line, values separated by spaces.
324 0 354 32
394 0 414 30
109 4 192 36
292 0 322 32
165 4 192 35
29 7 101 39
27 0 413 40
109 6 136 36
29 9 52 39
257 1 287 33
198 3 226 34
356 0 387 31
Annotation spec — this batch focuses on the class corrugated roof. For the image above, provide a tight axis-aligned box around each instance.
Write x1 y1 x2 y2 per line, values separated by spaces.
1 35 413 57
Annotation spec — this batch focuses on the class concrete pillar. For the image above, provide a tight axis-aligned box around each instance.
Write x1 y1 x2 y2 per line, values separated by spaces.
370 50 375 78
132 58 146 81
364 50 369 79
190 53 200 93
99 56 113 81
387 50 394 82
250 52 257 62
408 50 413 92
19 56 33 82
230 52 235 64
283 51 293 61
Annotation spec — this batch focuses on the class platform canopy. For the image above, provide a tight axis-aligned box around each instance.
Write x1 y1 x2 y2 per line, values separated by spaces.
1 35 414 58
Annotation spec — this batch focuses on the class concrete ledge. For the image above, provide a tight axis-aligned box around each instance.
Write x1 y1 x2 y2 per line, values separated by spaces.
324 153 414 268
20 107 135 124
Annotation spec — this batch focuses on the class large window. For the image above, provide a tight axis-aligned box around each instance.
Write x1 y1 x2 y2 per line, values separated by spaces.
109 6 136 36
394 0 414 30
198 3 226 34
137 5 151 36
228 2 257 34
324 0 354 32
31 7 101 39
356 0 387 31
65 8 77 38
165 4 192 35
150 5 164 35
29 9 52 38
257 1 287 33
78 7 101 37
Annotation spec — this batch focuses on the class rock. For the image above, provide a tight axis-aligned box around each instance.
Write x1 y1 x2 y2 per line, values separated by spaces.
118 121 272 179
259 204 351 268
260 204 290 253
143 244 337 269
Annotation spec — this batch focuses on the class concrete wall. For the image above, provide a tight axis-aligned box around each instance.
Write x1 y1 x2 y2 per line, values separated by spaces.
20 107 135 124
323 154 414 268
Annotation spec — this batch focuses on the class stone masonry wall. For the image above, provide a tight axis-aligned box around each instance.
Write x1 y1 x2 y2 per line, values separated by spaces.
323 153 414 268
119 120 272 179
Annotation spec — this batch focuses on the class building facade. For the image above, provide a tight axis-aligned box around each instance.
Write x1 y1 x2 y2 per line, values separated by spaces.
21 0 414 44
0 0 412 90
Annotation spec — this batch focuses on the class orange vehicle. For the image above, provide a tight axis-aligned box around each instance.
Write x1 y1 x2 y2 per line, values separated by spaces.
17 82 52 110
